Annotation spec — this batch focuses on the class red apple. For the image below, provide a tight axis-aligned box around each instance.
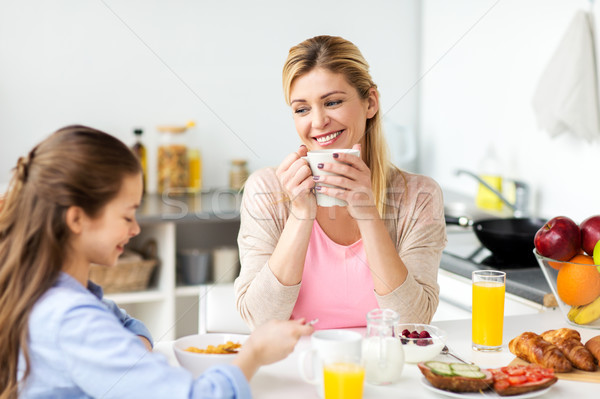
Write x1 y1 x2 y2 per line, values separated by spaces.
534 216 581 261
580 215 600 256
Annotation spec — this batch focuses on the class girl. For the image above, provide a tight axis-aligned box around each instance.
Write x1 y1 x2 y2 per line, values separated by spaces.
0 125 312 399
235 35 447 330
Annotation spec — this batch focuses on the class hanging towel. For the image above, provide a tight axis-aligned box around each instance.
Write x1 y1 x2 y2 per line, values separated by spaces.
532 10 600 142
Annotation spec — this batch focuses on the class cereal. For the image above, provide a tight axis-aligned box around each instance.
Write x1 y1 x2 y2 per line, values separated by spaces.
185 341 242 354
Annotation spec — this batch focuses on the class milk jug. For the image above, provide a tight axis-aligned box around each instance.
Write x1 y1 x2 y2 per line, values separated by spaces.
363 308 404 385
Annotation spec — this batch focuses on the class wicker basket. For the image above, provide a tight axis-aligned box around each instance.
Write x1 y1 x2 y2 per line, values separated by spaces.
89 243 158 294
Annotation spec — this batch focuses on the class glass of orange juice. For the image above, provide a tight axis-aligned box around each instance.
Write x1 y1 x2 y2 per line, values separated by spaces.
323 355 364 399
472 270 506 351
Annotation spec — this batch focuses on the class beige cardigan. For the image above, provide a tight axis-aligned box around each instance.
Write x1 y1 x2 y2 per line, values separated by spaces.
234 167 447 330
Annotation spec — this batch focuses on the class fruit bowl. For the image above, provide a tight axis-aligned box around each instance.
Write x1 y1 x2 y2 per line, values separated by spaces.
173 333 248 378
395 323 446 363
534 249 600 329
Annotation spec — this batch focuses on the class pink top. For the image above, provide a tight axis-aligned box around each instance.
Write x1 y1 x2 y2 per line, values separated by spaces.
290 221 379 329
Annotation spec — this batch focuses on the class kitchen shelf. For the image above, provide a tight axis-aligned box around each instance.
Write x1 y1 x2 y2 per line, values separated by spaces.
175 285 206 297
111 190 242 341
105 289 166 304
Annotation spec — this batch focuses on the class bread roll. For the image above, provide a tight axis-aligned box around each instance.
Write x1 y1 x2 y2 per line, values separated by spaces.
585 335 600 364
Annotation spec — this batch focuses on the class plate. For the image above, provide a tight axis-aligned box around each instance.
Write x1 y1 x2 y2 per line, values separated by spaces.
420 377 552 398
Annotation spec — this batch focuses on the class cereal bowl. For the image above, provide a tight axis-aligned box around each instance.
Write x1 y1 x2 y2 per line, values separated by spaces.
535 249 600 329
173 333 248 377
395 324 446 363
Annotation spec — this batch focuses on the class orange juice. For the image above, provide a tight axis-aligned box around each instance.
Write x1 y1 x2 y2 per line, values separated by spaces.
323 362 364 399
472 281 505 348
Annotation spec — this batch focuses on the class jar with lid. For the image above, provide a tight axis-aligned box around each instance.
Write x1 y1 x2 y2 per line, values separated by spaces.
363 308 404 385
157 125 189 194
229 159 249 191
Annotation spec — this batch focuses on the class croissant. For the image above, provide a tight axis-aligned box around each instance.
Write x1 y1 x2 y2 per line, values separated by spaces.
509 332 572 373
541 328 597 371
584 335 600 364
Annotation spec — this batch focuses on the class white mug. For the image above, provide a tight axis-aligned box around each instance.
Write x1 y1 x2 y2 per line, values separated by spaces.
303 149 360 207
298 330 363 398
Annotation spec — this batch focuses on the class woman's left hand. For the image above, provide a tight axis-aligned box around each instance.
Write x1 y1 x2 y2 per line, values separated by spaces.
314 144 378 219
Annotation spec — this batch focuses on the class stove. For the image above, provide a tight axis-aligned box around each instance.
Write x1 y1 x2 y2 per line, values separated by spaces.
442 228 552 305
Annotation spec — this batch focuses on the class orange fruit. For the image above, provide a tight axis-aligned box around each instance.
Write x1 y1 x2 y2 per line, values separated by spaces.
549 260 564 270
556 254 600 306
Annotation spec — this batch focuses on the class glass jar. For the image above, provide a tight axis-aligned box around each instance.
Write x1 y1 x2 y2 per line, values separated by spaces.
229 159 249 191
157 125 188 194
131 128 147 194
363 308 404 385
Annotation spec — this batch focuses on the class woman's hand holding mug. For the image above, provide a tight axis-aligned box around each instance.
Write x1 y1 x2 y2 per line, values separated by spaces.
275 145 317 220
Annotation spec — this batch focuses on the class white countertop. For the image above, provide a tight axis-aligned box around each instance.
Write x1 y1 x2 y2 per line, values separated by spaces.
155 309 599 398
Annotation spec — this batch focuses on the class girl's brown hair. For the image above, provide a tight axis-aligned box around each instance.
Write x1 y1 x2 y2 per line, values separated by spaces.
0 125 141 399
282 35 399 216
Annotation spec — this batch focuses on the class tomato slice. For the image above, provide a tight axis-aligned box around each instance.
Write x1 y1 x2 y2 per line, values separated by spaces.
494 379 510 391
504 366 526 376
508 375 528 385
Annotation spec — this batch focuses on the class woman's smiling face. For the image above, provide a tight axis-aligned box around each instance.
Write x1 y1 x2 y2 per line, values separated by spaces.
289 68 378 151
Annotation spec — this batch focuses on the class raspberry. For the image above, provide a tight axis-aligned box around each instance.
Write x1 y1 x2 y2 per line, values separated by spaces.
416 339 429 346
409 332 420 339
401 329 410 337
419 331 431 339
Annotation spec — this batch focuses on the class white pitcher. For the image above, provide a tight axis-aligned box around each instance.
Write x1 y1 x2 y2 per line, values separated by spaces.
363 308 405 385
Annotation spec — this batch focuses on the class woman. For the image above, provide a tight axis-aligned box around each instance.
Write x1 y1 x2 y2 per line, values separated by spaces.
235 35 447 330
0 126 312 399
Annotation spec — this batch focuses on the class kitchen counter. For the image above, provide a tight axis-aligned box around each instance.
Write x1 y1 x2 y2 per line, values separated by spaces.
154 309 599 398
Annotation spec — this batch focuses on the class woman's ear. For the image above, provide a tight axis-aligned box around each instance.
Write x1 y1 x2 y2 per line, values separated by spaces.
366 87 379 119
65 206 85 235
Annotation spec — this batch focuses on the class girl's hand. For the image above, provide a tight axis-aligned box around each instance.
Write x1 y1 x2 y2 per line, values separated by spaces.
314 144 378 220
138 336 153 351
275 145 317 220
244 319 314 366
232 319 314 380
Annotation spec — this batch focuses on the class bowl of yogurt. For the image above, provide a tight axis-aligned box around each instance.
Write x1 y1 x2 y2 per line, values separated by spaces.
396 323 446 363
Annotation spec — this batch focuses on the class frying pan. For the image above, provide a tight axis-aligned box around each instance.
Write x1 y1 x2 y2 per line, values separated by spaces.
446 216 546 264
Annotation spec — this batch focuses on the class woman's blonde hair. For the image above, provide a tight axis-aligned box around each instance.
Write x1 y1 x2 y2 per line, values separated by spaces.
282 35 396 215
0 126 141 399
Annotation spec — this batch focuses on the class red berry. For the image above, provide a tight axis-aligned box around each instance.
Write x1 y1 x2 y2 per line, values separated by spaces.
402 329 410 337
409 332 420 339
419 331 431 339
416 339 429 346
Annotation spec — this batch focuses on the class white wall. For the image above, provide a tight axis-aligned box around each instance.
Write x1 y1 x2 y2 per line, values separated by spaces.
0 0 420 192
420 0 600 222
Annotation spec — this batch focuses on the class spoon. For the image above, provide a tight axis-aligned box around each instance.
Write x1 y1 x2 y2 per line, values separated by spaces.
441 345 474 364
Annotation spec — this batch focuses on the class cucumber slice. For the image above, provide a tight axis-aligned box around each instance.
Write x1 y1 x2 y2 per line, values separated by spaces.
450 363 481 372
452 370 487 379
425 361 454 376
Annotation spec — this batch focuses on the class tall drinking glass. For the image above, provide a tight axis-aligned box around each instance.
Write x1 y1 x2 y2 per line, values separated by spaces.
472 270 506 351
323 355 365 399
